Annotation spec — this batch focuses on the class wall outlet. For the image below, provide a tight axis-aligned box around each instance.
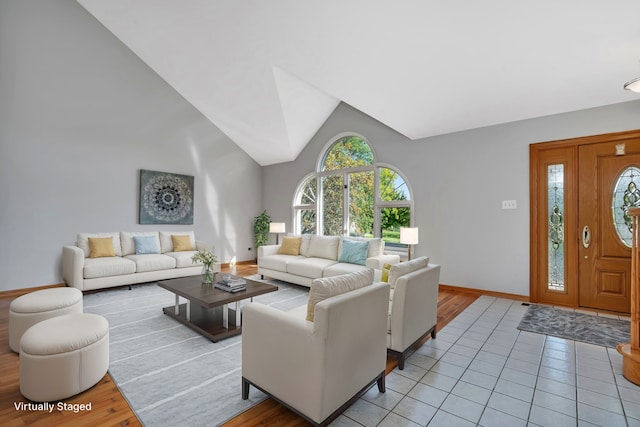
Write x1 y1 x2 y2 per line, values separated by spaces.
502 200 517 209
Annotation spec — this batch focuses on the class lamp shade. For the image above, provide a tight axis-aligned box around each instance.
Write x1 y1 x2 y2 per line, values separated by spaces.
400 227 419 245
269 222 286 233
624 77 640 93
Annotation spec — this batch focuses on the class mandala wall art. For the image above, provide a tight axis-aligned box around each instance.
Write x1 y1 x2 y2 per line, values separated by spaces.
139 169 194 224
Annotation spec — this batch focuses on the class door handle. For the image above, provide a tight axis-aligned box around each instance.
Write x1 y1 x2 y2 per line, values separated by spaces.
582 225 591 249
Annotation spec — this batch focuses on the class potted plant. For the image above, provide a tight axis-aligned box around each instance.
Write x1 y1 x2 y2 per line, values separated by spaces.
253 210 271 256
191 249 217 284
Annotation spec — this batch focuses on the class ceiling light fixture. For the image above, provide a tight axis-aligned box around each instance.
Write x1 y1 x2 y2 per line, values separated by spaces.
624 76 640 93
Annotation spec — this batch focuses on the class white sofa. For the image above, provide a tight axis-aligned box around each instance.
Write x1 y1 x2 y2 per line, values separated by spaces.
242 270 390 426
386 257 441 369
258 234 400 287
62 231 211 291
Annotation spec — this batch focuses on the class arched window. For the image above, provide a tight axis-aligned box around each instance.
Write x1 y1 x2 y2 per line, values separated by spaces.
293 134 414 249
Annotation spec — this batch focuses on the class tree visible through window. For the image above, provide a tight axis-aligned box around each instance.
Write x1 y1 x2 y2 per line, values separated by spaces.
293 134 413 242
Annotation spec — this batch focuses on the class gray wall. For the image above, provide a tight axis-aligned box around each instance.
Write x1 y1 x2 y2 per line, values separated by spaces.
0 0 262 291
263 102 640 297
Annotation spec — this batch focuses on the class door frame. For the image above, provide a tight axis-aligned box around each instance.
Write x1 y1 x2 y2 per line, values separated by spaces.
530 129 640 308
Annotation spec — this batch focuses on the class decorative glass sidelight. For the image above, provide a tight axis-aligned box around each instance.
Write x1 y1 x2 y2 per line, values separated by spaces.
612 166 640 248
548 164 565 291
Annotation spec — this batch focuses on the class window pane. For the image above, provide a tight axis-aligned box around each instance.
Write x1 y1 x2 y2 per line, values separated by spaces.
296 209 316 234
297 177 316 205
379 168 410 201
380 207 410 244
322 136 374 171
322 175 344 236
548 164 565 292
348 171 374 237
612 166 640 248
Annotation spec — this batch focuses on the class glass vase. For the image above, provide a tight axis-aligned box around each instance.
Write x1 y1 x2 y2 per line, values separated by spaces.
201 265 213 284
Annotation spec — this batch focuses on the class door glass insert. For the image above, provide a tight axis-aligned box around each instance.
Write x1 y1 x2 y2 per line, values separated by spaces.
612 166 640 248
548 164 565 291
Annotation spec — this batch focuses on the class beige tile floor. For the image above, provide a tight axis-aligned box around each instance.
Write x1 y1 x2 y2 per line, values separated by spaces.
331 296 640 426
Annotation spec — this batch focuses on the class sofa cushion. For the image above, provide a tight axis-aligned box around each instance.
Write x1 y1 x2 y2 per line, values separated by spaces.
124 254 176 273
388 256 430 290
78 232 122 257
165 251 199 268
299 234 312 257
306 269 374 321
120 232 160 256
287 257 338 278
260 254 304 271
307 235 340 260
278 237 302 255
134 235 161 255
88 237 116 258
338 239 369 265
83 257 136 279
323 262 369 277
159 231 195 253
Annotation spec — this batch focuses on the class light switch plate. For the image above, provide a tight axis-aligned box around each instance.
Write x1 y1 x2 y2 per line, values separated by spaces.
502 200 517 209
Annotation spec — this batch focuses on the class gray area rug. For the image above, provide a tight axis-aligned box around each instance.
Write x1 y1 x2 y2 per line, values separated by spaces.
83 275 309 427
517 304 630 348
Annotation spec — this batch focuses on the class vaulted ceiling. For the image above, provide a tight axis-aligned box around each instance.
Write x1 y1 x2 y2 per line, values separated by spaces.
78 0 640 165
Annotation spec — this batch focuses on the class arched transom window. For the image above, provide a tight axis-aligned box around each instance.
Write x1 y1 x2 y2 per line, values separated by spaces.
292 134 413 246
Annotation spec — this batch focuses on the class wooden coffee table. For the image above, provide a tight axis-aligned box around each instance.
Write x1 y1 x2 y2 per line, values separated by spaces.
157 273 278 342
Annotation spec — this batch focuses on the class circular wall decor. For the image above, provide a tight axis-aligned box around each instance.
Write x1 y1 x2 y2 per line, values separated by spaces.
139 170 194 224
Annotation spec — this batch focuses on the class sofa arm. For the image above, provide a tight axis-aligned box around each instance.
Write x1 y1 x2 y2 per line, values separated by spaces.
257 244 281 260
195 241 214 251
366 254 400 269
62 245 85 290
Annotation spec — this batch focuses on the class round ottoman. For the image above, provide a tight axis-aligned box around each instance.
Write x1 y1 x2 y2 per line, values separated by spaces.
9 287 83 353
20 313 109 402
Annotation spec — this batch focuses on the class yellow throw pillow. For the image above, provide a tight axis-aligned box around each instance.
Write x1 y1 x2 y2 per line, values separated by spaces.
278 237 302 255
88 237 115 258
172 234 193 252
381 263 392 282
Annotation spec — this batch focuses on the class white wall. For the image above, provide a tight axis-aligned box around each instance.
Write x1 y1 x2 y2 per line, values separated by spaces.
0 0 262 291
263 102 640 297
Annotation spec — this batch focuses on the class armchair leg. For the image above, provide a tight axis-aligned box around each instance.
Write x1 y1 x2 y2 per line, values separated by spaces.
431 329 437 339
242 377 250 400
377 372 385 393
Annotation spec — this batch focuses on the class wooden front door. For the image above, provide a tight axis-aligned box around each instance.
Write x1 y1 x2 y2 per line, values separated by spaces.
531 129 640 314
578 140 640 313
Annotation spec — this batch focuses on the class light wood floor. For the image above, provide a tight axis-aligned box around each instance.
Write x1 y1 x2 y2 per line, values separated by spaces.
0 263 478 427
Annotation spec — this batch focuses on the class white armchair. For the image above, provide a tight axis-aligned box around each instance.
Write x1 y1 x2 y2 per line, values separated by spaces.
242 272 390 427
387 258 441 369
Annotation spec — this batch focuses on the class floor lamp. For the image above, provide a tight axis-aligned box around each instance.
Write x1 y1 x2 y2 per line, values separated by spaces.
269 222 286 244
400 227 419 261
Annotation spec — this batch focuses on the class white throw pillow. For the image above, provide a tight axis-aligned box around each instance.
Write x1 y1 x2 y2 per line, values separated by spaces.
388 256 429 290
307 235 340 260
306 268 374 321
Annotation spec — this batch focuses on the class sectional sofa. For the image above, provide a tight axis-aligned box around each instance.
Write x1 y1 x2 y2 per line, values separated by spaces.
62 231 210 291
257 234 400 287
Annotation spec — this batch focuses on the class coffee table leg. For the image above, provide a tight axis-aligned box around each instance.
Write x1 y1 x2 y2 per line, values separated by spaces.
235 301 241 325
223 304 229 329
174 294 179 316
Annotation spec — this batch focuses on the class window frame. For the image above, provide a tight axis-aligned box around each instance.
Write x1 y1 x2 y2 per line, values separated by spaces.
292 134 414 238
